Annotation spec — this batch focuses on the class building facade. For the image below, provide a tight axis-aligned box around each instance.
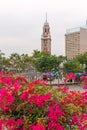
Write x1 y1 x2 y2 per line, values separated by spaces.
41 18 51 54
65 26 87 59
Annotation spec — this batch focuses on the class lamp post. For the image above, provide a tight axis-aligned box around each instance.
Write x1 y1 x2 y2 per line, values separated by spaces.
57 72 59 84
58 62 64 84
80 63 86 72
83 64 86 72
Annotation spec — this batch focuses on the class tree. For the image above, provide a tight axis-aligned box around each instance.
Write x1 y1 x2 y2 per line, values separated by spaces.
32 50 42 58
75 52 87 71
34 53 62 73
64 59 83 73
9 53 21 73
20 54 33 72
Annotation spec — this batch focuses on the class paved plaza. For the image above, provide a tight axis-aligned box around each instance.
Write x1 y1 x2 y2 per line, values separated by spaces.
48 79 86 92
67 85 85 92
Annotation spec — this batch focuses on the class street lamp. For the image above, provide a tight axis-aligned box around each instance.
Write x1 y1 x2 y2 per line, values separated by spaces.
80 63 86 72
59 62 64 78
83 64 86 72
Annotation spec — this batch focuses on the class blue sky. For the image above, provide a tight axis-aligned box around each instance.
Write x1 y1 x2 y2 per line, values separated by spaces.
0 0 87 57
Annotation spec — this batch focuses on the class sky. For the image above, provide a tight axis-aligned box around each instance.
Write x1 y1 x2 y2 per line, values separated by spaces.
0 0 87 57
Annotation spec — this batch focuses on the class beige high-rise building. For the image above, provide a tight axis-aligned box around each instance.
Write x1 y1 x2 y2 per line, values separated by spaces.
65 26 87 59
41 15 51 54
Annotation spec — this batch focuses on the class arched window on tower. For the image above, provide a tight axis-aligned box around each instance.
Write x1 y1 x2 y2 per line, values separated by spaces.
45 29 46 33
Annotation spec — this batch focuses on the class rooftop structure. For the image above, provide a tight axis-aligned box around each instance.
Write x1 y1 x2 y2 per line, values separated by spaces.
65 24 87 59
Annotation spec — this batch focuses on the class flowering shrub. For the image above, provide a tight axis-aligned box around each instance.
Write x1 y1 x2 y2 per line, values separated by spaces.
42 72 54 81
0 71 87 129
80 75 87 86
64 72 76 83
77 74 87 90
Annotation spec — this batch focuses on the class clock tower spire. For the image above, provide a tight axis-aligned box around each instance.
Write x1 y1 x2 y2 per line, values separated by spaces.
46 12 47 22
41 14 51 54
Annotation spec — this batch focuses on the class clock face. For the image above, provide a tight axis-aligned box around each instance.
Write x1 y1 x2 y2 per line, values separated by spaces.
44 43 47 46
43 47 48 51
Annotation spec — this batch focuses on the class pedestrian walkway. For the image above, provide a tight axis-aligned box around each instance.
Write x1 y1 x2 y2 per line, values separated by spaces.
47 78 85 92
68 85 85 92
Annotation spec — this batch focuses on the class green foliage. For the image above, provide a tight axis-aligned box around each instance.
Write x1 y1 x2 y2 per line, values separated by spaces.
32 50 43 58
64 52 87 73
34 53 61 72
0 49 87 74
75 52 87 70
64 60 83 73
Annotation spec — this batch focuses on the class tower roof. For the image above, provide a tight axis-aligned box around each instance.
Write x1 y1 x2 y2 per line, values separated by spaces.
44 12 49 26
44 22 49 26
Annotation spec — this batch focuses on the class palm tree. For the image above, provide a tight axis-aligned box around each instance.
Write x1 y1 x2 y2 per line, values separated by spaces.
9 53 21 73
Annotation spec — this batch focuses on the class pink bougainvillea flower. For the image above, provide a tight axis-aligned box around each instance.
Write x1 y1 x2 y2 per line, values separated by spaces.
1 71 87 129
61 86 68 93
28 92 51 107
13 82 21 91
30 121 46 130
71 115 79 125
16 118 23 126
0 120 4 130
64 72 76 83
83 85 87 89
48 122 64 130
5 118 16 129
48 103 64 122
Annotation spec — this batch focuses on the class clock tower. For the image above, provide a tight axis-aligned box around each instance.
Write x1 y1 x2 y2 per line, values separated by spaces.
41 14 51 54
